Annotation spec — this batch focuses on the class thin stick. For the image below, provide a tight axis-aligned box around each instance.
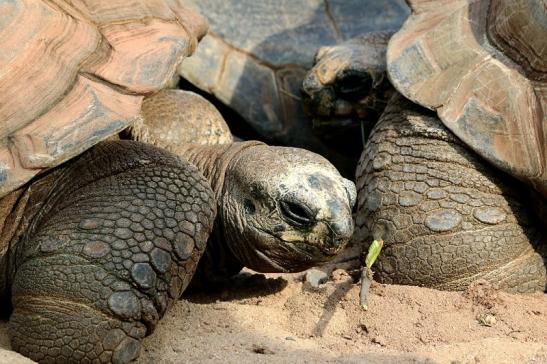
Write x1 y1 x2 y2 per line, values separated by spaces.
359 239 383 309
359 267 373 309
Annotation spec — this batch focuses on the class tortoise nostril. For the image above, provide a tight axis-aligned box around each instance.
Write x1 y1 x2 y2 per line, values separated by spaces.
329 218 354 242
333 237 346 247
244 199 256 214
301 73 323 96
336 70 372 101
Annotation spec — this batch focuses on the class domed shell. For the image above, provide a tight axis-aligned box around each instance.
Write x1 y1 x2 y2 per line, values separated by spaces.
387 0 546 197
137 89 234 147
0 0 207 197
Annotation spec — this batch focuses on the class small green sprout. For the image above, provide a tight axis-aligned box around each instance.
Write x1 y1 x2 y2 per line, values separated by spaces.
365 239 383 269
359 239 384 309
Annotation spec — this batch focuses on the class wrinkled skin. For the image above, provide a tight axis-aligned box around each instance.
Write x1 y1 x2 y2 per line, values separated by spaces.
133 90 356 280
220 144 355 273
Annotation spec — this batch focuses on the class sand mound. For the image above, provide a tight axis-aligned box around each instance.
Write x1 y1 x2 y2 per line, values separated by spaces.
0 271 545 363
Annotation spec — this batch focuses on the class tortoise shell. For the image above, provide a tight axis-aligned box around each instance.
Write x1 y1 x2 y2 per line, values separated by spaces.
0 0 207 197
177 0 409 145
387 0 546 198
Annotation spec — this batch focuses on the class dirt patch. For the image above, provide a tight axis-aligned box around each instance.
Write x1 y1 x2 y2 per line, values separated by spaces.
0 272 545 363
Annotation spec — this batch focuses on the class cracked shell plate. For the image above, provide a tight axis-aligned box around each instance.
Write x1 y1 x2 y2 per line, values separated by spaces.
0 0 208 197
387 0 546 198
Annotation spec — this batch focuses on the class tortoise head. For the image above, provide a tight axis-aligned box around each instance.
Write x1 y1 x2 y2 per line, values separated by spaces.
301 32 394 126
220 144 356 273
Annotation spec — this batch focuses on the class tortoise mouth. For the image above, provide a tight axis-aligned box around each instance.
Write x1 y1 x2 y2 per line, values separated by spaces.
246 225 342 273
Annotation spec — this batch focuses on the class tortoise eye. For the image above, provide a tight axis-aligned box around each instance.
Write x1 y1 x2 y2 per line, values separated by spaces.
336 70 372 101
280 200 314 228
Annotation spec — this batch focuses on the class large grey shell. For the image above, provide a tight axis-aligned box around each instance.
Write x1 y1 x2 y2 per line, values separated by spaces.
178 0 409 146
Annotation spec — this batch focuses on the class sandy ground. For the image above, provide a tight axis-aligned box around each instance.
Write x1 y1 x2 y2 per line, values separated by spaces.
0 268 545 364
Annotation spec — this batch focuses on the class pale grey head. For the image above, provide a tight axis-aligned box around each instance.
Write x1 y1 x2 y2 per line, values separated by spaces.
220 144 356 273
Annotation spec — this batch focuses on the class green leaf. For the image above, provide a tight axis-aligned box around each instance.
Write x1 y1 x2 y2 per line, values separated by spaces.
365 239 383 269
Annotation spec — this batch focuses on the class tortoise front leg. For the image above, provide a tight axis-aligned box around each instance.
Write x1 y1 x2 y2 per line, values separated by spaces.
8 141 215 363
356 95 546 292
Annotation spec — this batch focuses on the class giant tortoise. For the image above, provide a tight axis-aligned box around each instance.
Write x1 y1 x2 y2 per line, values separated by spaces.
0 2 355 363
303 0 546 292
176 0 410 172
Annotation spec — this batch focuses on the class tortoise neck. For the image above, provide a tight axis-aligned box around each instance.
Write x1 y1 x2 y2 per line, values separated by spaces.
177 141 264 285
190 217 244 289
176 141 264 200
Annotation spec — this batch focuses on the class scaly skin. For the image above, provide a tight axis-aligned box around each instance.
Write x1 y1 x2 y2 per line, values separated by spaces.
303 34 546 293
2 82 357 362
134 91 357 285
8 141 216 363
355 96 546 292
4 136 356 363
